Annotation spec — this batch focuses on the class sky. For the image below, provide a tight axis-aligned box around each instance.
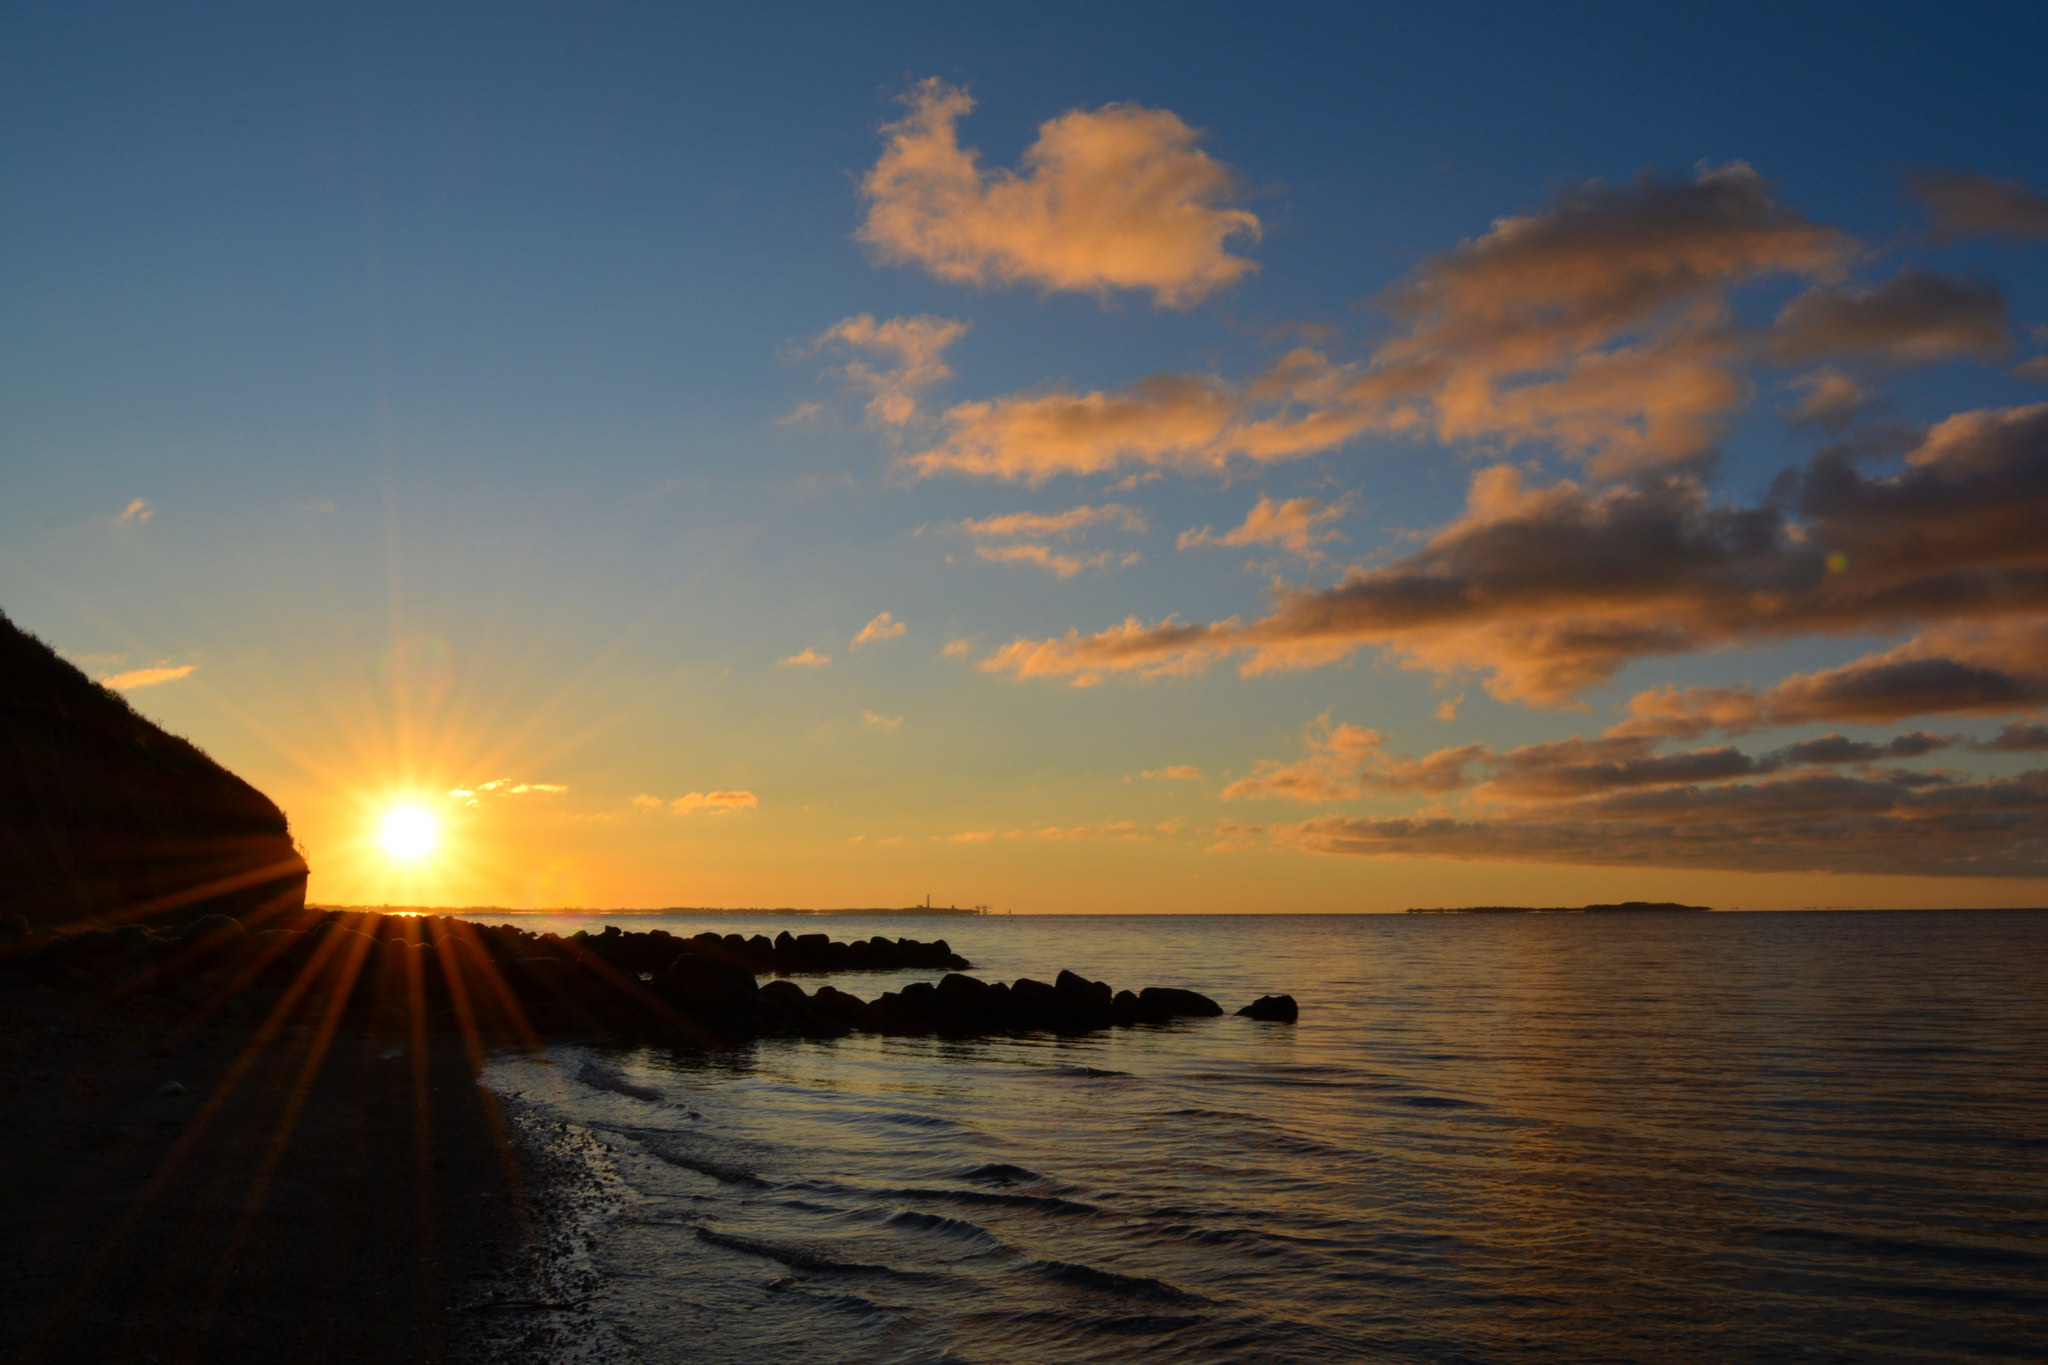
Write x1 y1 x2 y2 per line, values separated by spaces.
6 2 2048 912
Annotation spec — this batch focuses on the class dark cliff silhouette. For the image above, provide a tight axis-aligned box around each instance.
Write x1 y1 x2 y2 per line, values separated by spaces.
0 610 307 929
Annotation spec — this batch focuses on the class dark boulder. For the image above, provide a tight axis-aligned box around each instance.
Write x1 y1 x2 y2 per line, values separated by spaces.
758 978 807 1008
1137 986 1222 1019
809 984 877 1029
1236 994 1298 1023
652 956 758 1026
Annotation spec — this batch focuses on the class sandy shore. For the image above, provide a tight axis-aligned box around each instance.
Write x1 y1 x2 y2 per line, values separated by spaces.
0 982 580 1364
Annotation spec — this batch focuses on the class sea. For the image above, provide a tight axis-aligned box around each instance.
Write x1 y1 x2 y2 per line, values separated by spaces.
480 910 2048 1364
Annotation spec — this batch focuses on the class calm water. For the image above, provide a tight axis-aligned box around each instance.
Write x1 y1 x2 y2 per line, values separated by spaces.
482 911 2048 1363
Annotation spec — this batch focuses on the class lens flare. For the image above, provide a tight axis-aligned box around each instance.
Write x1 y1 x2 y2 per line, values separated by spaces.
379 805 438 862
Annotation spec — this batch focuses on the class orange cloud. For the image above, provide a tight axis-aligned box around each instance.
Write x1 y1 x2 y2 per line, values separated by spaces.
905 165 1868 483
809 313 969 425
630 794 664 810
956 503 1147 539
852 612 907 647
982 403 2048 706
451 778 569 807
904 366 1372 484
780 647 832 668
671 791 758 816
1180 494 1347 559
973 543 1113 578
114 497 154 524
859 79 1260 308
1211 716 2043 876
1910 170 2048 243
862 711 903 731
1614 617 2048 739
1788 367 1871 426
1269 763 2048 877
1770 269 2009 366
1222 717 1480 802
100 663 193 690
942 637 974 658
1140 765 1204 780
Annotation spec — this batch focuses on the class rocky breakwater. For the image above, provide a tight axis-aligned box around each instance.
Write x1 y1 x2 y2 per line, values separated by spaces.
1 911 1293 1047
572 923 971 977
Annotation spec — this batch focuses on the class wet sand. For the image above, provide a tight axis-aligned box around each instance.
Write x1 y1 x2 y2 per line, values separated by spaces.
0 985 573 1365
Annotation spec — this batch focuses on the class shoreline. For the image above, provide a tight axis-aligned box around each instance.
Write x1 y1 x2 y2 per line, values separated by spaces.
0 982 570 1364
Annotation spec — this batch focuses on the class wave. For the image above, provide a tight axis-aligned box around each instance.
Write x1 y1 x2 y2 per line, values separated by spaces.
695 1227 946 1285
883 1209 1006 1247
634 1136 768 1187
695 1226 883 1274
894 1185 1099 1216
1027 1257 1203 1304
1745 1224 2047 1271
576 1061 663 1102
959 1162 1040 1184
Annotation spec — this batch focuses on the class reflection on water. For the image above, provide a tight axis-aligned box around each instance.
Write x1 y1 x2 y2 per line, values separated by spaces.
486 911 2048 1363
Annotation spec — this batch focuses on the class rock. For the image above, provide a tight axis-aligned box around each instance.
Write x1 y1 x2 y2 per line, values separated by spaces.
758 979 808 1010
177 914 245 947
809 985 877 1029
1137 986 1222 1019
652 956 758 1028
1236 994 1298 1023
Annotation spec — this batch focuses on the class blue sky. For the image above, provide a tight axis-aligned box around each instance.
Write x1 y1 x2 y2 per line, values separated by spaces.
6 3 2048 909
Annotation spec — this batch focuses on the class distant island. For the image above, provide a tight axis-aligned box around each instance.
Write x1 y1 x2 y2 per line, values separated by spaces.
1406 901 1712 914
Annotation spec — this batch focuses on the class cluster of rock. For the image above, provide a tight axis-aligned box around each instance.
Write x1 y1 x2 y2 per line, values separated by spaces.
572 923 970 976
0 911 1296 1044
756 970 1227 1039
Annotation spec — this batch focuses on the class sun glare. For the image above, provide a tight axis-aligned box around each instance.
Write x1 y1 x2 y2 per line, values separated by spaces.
379 805 439 862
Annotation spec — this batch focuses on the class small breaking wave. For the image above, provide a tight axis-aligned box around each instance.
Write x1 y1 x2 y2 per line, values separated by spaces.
894 1185 1099 1216
695 1226 884 1274
1027 1257 1203 1304
634 1135 768 1187
959 1162 1041 1184
576 1061 663 1102
884 1208 1006 1247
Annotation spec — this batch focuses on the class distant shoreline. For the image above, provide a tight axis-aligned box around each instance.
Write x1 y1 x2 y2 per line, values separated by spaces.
1407 901 1712 914
306 903 2048 917
311 904 991 917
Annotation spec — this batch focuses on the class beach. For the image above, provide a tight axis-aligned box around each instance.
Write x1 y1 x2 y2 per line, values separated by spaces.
0 981 567 1364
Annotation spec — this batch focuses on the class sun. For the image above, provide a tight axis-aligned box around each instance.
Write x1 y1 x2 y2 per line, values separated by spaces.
379 804 439 862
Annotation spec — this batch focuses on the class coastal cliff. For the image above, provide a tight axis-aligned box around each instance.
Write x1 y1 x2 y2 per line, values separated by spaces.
0 611 307 929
